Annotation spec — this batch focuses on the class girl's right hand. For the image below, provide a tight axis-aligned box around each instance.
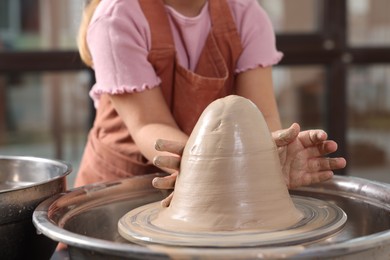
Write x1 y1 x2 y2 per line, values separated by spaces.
152 139 185 207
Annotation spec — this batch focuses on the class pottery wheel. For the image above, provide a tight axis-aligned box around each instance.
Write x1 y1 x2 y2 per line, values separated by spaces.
118 195 347 247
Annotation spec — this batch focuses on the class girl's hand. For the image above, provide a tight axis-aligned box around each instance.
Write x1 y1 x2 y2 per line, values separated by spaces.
152 139 185 207
152 123 347 206
272 123 347 189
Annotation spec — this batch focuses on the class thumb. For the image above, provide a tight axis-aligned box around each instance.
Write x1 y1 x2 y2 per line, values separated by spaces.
272 123 300 146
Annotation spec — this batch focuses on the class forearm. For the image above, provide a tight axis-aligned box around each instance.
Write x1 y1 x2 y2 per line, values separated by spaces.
131 122 188 163
108 88 188 164
235 66 282 132
262 113 281 132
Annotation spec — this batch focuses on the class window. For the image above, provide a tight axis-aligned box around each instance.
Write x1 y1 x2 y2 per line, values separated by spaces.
0 0 20 42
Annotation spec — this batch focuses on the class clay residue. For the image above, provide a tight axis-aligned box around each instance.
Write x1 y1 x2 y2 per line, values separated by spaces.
152 95 303 232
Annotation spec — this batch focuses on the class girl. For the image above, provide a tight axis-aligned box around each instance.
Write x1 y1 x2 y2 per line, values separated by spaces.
75 0 346 204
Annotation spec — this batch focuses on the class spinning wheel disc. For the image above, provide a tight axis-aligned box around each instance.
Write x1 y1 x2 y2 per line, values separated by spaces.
118 195 347 247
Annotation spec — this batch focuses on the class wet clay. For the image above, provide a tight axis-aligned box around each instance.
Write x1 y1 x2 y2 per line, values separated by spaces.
152 95 303 232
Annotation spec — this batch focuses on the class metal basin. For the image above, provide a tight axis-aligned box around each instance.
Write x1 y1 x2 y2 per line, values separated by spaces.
33 174 390 259
0 155 71 260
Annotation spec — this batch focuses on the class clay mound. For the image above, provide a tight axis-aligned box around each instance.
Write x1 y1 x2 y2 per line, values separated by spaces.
152 95 303 232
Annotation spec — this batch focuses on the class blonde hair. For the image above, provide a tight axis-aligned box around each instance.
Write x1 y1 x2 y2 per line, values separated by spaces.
77 0 101 67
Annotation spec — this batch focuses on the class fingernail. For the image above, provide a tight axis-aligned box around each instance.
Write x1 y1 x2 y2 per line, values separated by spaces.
152 178 159 187
153 157 160 166
155 140 162 151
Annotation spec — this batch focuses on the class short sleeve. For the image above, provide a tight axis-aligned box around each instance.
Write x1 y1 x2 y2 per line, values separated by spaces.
87 0 161 107
230 0 283 73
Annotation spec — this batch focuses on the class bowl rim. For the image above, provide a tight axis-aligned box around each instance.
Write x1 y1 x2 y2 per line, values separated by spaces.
0 155 72 194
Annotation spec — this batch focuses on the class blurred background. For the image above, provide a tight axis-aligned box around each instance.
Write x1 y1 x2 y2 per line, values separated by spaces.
0 0 389 187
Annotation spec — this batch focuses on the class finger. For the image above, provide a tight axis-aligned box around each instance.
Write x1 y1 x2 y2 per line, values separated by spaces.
299 140 338 159
307 157 347 172
304 171 334 186
161 192 174 207
153 155 181 170
289 171 333 189
319 140 338 155
273 123 300 146
315 140 338 157
152 174 177 190
311 130 328 143
155 139 185 155
299 129 328 147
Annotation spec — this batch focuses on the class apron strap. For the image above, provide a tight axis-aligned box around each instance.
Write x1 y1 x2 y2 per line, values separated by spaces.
209 0 239 35
208 0 243 74
138 0 175 50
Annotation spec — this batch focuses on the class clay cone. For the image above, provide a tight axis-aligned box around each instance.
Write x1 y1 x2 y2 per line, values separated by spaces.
152 95 303 232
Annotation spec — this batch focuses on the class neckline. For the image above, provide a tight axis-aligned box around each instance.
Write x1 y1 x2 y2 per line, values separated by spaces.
164 1 209 24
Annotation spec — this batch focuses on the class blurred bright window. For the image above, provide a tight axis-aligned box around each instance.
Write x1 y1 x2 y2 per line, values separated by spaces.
258 0 322 33
348 0 390 46
0 0 82 51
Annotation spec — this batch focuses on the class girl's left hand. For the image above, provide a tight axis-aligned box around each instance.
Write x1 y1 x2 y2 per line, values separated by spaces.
272 123 347 189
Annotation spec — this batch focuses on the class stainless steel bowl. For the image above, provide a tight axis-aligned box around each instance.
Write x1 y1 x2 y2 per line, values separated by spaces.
0 155 71 260
33 174 390 259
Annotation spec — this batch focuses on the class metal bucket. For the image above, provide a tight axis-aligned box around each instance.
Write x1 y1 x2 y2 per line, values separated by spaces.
33 174 390 259
0 156 71 260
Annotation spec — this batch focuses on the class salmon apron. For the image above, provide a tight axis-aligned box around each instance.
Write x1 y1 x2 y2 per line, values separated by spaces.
74 0 243 187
